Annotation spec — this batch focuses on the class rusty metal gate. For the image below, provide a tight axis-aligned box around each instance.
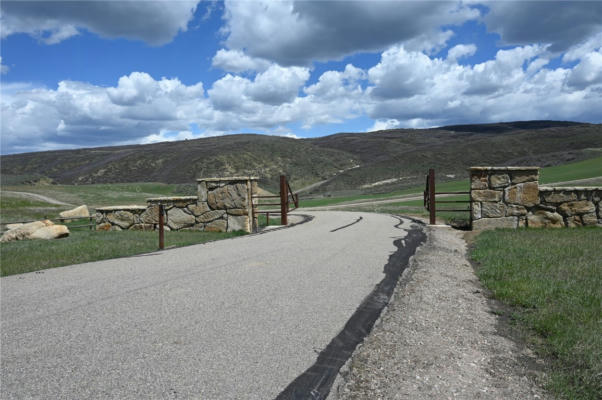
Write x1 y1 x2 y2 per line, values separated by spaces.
252 175 299 227
423 168 470 225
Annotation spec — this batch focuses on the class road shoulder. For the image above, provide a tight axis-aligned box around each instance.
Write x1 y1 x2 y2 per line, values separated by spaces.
329 225 549 399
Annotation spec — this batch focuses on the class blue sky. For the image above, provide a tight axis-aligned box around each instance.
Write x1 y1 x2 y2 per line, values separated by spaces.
1 0 602 154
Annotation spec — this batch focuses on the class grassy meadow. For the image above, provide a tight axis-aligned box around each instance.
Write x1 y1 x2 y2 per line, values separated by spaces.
300 156 602 209
0 229 245 277
540 156 602 184
0 182 191 224
472 228 602 400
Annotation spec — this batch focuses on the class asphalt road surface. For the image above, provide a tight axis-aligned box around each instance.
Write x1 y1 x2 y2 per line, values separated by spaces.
1 211 424 399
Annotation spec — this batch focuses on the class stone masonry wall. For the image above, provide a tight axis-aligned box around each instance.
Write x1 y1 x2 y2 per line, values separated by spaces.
96 177 258 233
470 167 601 229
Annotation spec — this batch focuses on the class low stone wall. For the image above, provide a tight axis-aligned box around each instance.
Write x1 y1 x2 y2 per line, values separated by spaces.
95 205 152 231
95 177 258 233
537 187 601 228
470 167 601 229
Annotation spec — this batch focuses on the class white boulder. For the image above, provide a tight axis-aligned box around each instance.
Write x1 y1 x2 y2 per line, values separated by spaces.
0 220 54 242
60 205 90 220
29 225 70 240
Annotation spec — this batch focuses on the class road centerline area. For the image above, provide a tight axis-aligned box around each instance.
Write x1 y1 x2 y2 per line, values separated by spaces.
1 211 424 400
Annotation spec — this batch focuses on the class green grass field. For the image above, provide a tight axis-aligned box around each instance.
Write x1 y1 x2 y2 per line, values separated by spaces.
0 229 245 277
0 193 66 223
300 156 602 209
0 182 193 224
471 228 602 400
1 182 189 208
540 156 602 184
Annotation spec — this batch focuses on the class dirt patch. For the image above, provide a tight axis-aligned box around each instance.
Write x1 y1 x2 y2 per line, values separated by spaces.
329 226 548 399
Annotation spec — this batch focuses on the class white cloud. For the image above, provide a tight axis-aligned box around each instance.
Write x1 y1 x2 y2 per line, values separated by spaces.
567 50 602 89
304 64 365 100
207 74 251 112
222 0 479 65
0 57 9 74
369 119 400 132
107 72 204 106
0 0 200 45
563 31 602 62
365 43 602 127
208 65 309 110
246 65 309 105
211 49 271 73
3 41 602 154
447 44 477 62
140 129 205 144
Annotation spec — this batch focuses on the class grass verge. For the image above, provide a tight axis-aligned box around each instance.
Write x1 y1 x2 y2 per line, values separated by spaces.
471 228 602 399
0 229 245 277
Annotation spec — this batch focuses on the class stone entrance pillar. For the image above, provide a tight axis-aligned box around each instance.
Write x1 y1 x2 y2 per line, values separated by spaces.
197 177 258 233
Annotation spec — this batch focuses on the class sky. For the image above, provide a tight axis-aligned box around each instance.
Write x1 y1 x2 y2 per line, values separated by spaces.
1 0 602 155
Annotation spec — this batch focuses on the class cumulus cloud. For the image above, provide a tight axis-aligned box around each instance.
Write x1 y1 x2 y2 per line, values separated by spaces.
0 0 200 45
1 66 354 153
563 31 602 62
222 0 479 65
4 41 602 154
447 43 477 62
211 49 271 73
567 50 602 89
483 1 602 53
365 44 602 127
246 65 310 105
208 65 309 110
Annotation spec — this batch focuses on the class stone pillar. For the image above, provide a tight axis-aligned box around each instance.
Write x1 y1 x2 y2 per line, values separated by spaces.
470 167 539 230
196 177 258 233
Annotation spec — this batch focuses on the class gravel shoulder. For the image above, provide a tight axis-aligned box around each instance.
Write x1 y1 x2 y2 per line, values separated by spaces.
329 225 549 400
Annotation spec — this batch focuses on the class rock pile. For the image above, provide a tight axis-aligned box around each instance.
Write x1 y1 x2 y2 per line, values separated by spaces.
0 220 70 242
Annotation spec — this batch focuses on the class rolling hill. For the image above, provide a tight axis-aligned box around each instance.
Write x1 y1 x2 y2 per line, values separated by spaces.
2 121 601 194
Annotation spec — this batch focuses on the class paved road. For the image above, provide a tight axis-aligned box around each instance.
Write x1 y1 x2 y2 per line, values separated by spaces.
1 211 424 399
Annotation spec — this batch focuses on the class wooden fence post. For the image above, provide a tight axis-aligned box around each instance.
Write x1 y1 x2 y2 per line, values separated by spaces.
280 175 288 226
158 204 165 250
428 168 436 225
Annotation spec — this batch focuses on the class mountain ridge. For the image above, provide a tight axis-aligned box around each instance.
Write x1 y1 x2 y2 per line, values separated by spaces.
2 121 601 194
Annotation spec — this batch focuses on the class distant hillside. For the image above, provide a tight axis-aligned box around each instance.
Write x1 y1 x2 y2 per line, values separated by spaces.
308 121 601 193
2 121 601 194
0 135 357 192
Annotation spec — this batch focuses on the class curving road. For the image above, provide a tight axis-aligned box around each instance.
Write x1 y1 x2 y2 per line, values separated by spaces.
0 211 424 399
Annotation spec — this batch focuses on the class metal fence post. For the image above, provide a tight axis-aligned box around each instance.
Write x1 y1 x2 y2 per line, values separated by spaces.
428 169 436 225
280 175 288 226
158 204 165 250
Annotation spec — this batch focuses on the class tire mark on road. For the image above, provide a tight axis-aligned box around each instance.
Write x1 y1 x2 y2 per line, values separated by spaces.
275 220 427 400
329 216 363 233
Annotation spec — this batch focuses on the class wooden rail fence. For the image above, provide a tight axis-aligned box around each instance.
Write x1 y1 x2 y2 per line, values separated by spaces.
252 175 299 227
0 216 95 233
424 168 470 225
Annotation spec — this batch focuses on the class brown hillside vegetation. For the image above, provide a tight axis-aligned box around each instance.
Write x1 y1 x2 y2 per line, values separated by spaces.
2 121 601 194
